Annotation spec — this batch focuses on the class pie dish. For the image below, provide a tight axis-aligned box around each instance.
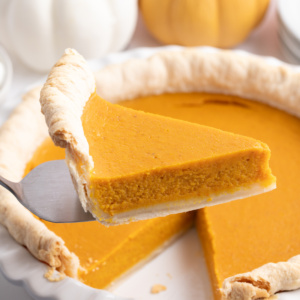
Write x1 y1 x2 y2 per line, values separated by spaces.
1 46 300 300
39 49 275 225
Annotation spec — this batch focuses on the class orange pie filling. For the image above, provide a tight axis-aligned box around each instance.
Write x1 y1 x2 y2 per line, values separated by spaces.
24 92 292 297
81 93 275 217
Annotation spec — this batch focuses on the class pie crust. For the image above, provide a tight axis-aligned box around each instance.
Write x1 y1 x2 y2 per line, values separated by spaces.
222 254 300 299
0 87 79 278
1 48 300 297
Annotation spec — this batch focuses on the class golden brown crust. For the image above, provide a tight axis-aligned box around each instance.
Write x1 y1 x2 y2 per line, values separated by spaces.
221 255 300 300
40 49 95 211
0 87 79 278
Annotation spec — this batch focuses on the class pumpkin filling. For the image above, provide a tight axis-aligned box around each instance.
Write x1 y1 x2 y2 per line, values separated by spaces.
81 93 275 217
25 92 293 296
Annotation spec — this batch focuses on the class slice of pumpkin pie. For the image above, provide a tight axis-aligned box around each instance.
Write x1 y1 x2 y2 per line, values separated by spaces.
40 49 276 225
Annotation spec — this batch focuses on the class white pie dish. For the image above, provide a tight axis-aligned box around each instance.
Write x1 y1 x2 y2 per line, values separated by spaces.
1 45 300 300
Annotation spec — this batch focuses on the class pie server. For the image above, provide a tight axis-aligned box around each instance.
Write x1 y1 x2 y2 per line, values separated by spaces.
0 160 95 223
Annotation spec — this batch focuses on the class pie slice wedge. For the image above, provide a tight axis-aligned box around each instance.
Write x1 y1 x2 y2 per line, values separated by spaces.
40 49 276 225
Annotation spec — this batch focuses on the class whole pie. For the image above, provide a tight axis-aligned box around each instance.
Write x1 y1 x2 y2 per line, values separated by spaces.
1 48 300 299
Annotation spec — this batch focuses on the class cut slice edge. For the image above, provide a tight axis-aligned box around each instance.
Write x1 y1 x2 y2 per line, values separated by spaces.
40 48 276 225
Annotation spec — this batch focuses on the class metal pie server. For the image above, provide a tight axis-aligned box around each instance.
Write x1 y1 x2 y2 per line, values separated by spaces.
0 160 94 223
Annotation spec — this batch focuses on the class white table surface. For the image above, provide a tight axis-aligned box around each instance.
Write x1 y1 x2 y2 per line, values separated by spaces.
0 1 291 299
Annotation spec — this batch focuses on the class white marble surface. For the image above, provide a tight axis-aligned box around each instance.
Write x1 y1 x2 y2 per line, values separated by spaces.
0 1 294 299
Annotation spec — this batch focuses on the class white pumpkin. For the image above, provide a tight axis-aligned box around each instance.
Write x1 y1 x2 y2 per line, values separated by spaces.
0 0 137 72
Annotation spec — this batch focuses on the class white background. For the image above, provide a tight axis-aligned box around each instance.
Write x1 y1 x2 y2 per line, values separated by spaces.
0 1 292 299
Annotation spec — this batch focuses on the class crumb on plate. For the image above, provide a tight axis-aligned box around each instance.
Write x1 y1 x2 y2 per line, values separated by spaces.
151 284 167 294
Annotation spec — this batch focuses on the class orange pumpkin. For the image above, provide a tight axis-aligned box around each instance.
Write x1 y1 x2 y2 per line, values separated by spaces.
140 0 270 48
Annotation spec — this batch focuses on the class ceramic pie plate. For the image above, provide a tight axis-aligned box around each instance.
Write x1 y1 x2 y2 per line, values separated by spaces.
1 46 300 300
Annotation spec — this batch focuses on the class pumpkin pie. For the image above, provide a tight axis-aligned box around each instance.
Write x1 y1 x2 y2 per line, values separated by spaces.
39 49 275 225
1 49 300 298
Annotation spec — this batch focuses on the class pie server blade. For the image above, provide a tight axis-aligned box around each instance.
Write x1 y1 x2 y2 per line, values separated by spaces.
0 160 94 223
